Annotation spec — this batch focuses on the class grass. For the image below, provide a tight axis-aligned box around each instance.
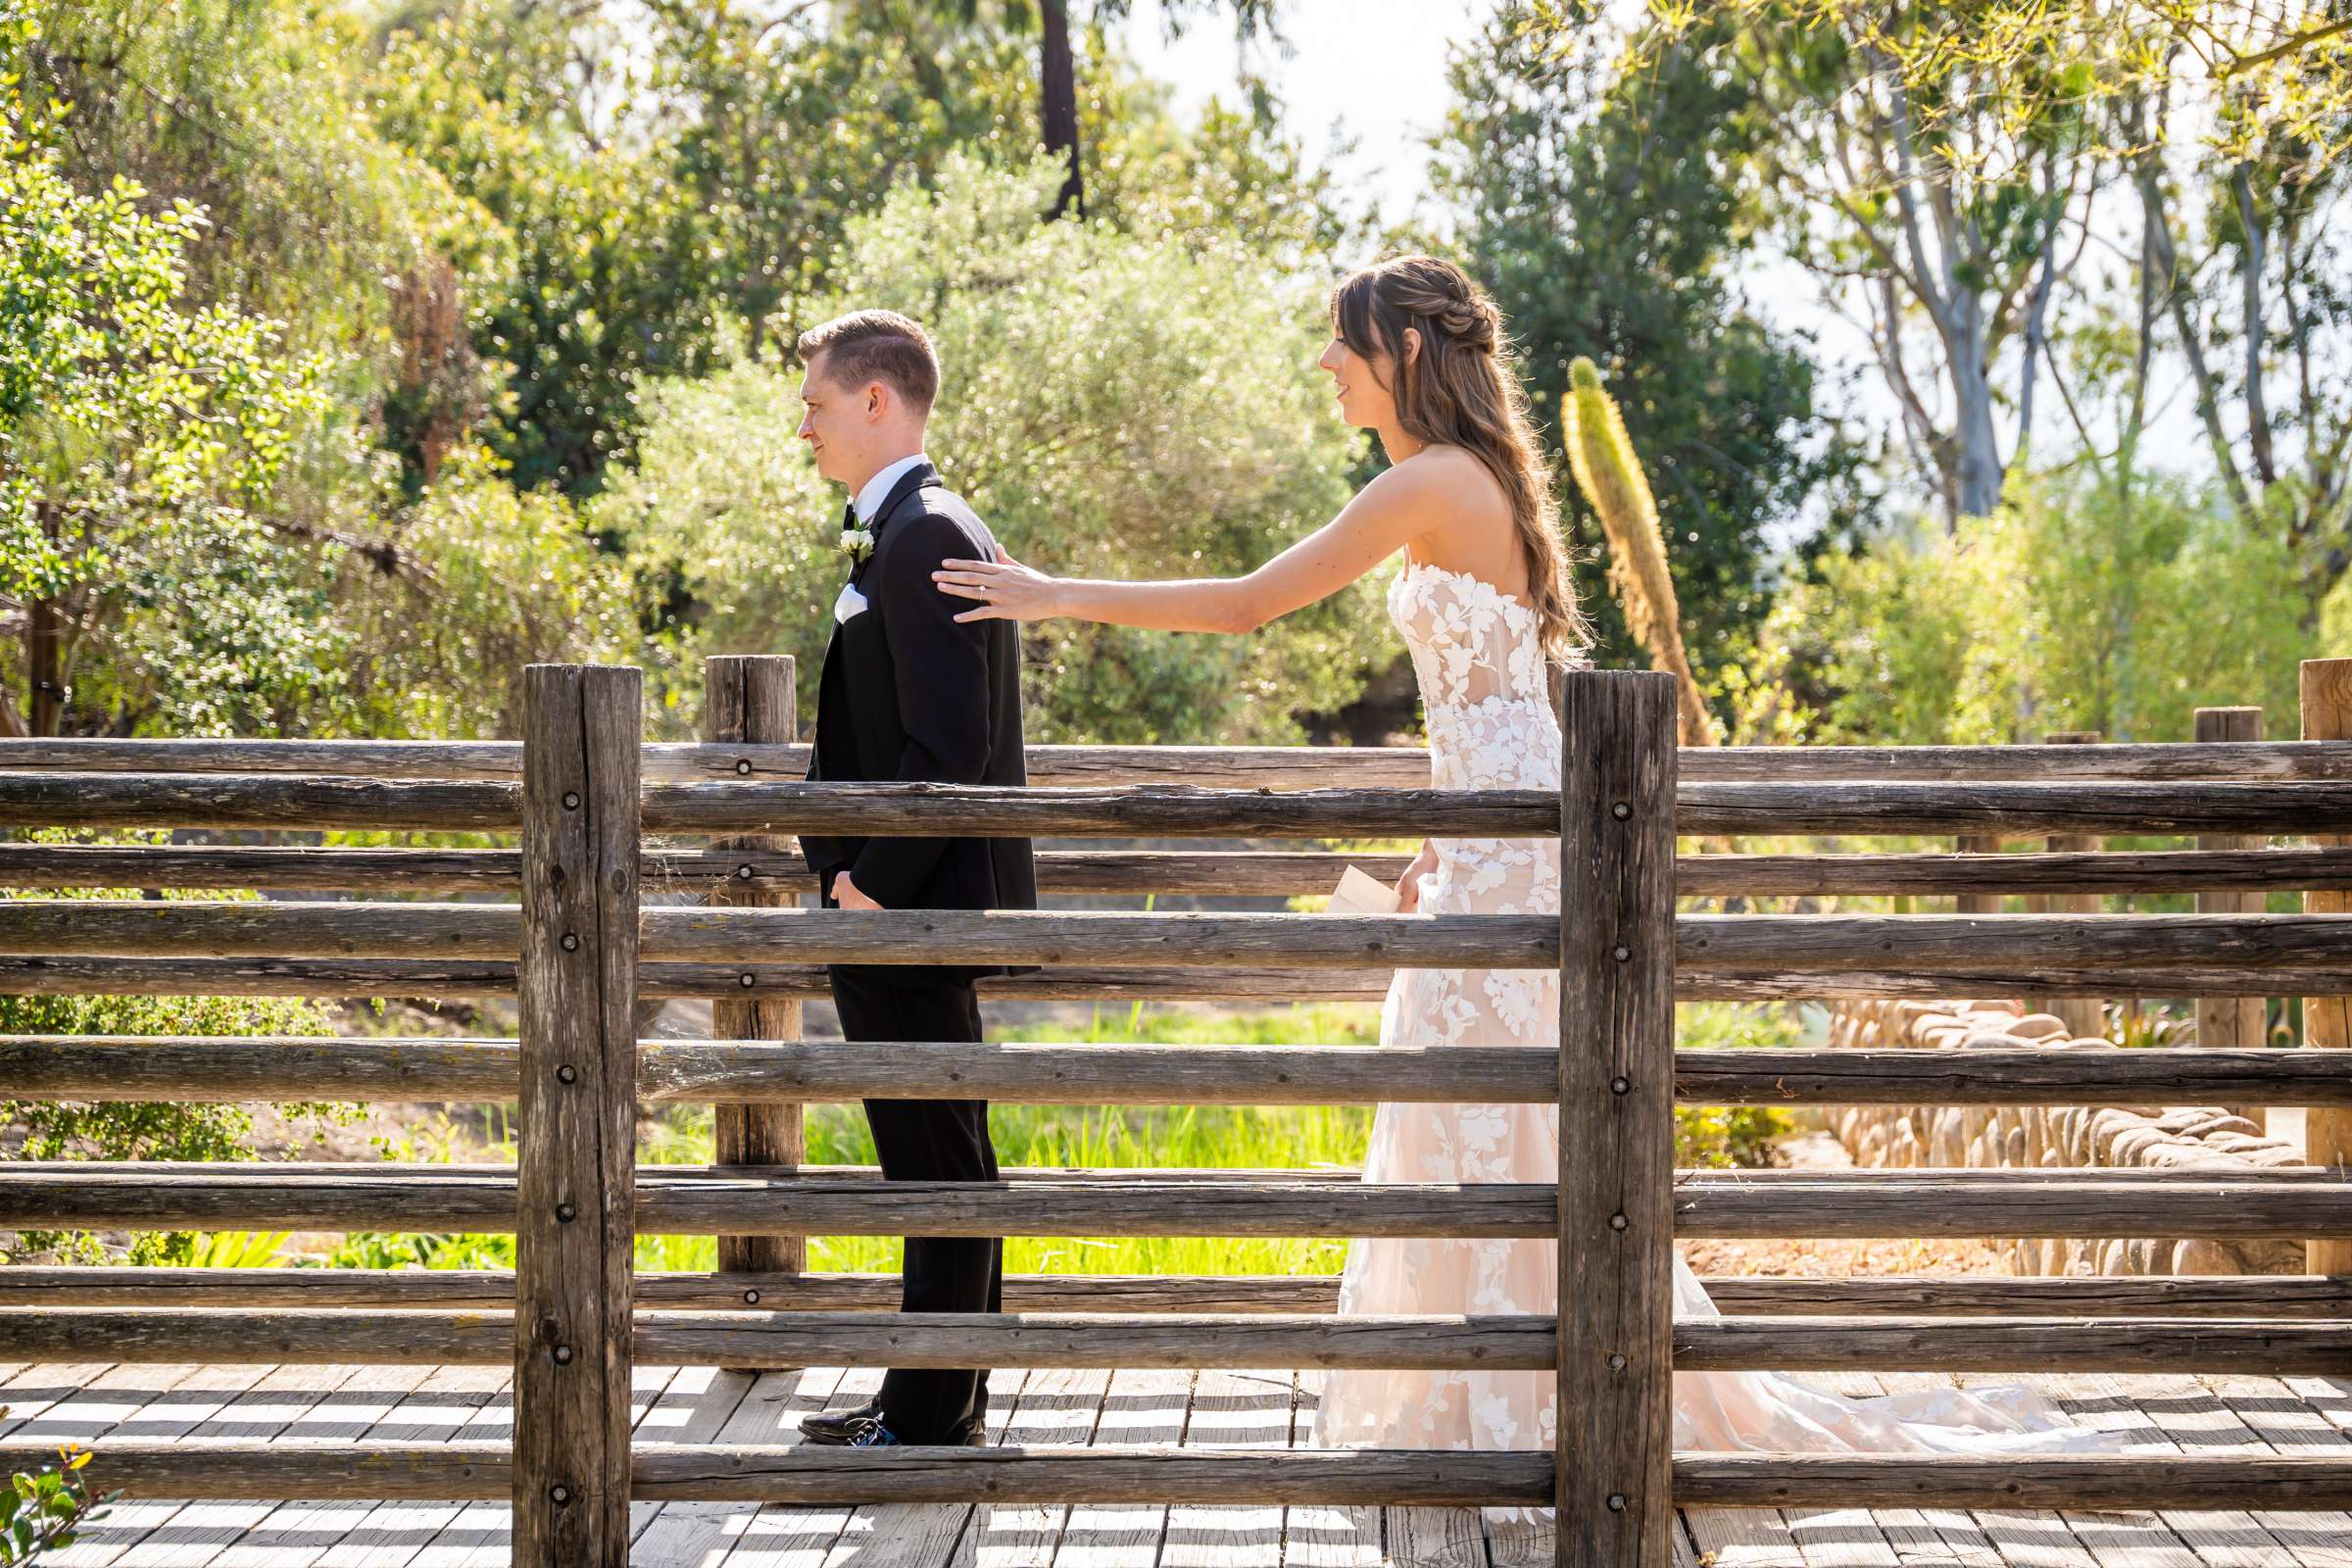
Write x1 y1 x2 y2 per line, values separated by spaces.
184 1001 1796 1278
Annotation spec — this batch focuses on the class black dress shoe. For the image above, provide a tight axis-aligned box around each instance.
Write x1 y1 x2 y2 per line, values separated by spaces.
800 1399 885 1445
943 1413 987 1446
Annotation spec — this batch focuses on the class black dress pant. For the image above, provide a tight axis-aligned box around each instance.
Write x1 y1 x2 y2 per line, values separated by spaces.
824 962 1004 1442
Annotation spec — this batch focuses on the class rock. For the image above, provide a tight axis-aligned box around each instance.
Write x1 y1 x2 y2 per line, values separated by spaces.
2006 1013 2070 1040
2171 1239 2242 1276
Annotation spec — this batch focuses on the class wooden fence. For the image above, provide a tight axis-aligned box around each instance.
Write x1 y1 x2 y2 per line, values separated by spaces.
2 657 2351 1566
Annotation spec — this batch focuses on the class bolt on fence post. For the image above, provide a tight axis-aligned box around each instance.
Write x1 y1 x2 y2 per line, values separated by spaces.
514 663 640 1568
1555 668 1677 1564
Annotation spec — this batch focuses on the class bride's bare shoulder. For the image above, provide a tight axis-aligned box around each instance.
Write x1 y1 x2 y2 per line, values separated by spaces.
1375 445 1513 533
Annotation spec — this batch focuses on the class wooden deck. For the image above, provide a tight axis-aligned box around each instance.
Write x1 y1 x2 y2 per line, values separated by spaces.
7 1358 2349 1567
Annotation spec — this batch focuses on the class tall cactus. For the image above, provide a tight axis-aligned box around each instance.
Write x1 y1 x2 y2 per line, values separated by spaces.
1561 357 1716 746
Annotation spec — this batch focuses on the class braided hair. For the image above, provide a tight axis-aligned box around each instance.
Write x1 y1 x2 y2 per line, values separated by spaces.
1330 256 1591 664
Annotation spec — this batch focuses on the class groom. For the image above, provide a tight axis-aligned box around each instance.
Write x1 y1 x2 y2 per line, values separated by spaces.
790 309 1037 1449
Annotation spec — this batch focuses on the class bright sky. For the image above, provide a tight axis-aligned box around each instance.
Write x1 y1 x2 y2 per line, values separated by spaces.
1118 0 1492 241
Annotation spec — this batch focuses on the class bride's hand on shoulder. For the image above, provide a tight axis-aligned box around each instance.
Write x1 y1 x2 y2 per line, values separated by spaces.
933 544 1062 623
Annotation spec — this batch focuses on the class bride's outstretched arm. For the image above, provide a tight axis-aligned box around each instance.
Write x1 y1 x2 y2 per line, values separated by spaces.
933 461 1437 632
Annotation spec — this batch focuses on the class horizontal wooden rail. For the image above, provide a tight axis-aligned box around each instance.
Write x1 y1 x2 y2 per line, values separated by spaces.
641 779 2352 839
14 774 2352 837
1670 1453 2352 1510
7 904 2348 987
0 1306 1558 1371
0 1267 1341 1312
5 1166 2346 1238
4 1441 1557 1506
5 1307 2341 1374
11 1036 2352 1108
1673 1314 2352 1373
10 1442 2350 1510
7 1266 2345 1318
13 842 2352 897
9 735 2352 783
0 1037 1558 1106
1679 1045 2352 1105
0 954 2332 1000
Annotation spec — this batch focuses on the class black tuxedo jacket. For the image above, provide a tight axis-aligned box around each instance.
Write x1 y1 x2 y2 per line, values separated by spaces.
800 461 1038 982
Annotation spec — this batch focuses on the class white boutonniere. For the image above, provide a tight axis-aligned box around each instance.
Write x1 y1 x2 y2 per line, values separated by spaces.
839 524 875 565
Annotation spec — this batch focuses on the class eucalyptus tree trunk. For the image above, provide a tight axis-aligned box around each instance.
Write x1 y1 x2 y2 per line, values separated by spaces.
1041 0 1083 218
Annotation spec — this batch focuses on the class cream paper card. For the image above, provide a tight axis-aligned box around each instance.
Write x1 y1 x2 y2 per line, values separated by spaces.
1329 862 1404 915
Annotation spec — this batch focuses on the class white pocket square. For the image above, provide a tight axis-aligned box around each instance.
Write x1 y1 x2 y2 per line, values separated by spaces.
834 581 869 624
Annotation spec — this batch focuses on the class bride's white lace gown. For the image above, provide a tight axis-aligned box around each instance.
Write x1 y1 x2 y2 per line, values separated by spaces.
1308 557 2120 1470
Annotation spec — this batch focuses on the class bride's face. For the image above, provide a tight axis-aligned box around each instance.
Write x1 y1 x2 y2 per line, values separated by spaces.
1319 335 1397 430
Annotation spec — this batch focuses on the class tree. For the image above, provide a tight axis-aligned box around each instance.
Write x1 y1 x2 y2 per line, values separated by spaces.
906 0 1283 219
1436 5 1871 681
600 154 1386 745
0 11 340 736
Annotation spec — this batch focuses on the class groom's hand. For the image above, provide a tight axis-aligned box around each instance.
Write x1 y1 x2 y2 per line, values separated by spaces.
832 872 882 910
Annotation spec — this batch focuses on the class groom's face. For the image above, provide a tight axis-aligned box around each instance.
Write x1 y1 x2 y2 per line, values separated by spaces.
796 357 867 487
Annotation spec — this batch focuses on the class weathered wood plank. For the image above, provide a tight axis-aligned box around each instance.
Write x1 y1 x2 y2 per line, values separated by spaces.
176 1361 446 1568
710 1364 884 1568
2303 661 2352 1278
16 843 2352 901
21 1036 2352 1111
285 1362 510 1568
31 770 2350 839
36 1361 273 1568
1555 668 1679 1566
1054 1365 1190 1567
0 1267 1342 1314
1284 1372 1385 1568
11 1267 2348 1321
9 736 2351 786
9 1168 2350 1241
1674 1316 2352 1374
512 662 640 1568
635 779 2352 840
1669 1452 2352 1510
623 1363 797 1567
827 1365 1023 1568
707 654 806 1283
966 1366 1110 1566
1163 1368 1293 1567
2191 1372 2352 1567
25 902 2352 984
11 953 2350 1002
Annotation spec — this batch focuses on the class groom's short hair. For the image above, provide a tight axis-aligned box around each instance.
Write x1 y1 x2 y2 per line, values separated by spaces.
797 310 940 416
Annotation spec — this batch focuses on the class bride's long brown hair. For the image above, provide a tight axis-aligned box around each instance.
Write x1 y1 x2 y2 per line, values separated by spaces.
1331 255 1591 664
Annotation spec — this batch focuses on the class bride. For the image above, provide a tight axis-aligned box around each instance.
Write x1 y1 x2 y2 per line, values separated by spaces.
931 254 2117 1479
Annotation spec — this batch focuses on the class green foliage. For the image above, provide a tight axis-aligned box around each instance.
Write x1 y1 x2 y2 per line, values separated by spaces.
0 1440 112 1564
605 153 1388 745
1770 469 2306 745
0 10 356 736
324 444 638 739
1436 3 1873 687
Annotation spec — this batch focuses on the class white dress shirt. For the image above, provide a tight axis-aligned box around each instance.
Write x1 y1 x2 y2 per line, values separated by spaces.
854 452 930 525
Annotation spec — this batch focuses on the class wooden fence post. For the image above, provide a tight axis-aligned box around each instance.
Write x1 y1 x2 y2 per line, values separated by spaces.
1556 668 1677 1565
2301 660 2352 1274
705 655 806 1282
2195 707 2267 1124
2029 730 2105 1040
1955 833 2002 914
515 664 640 1567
